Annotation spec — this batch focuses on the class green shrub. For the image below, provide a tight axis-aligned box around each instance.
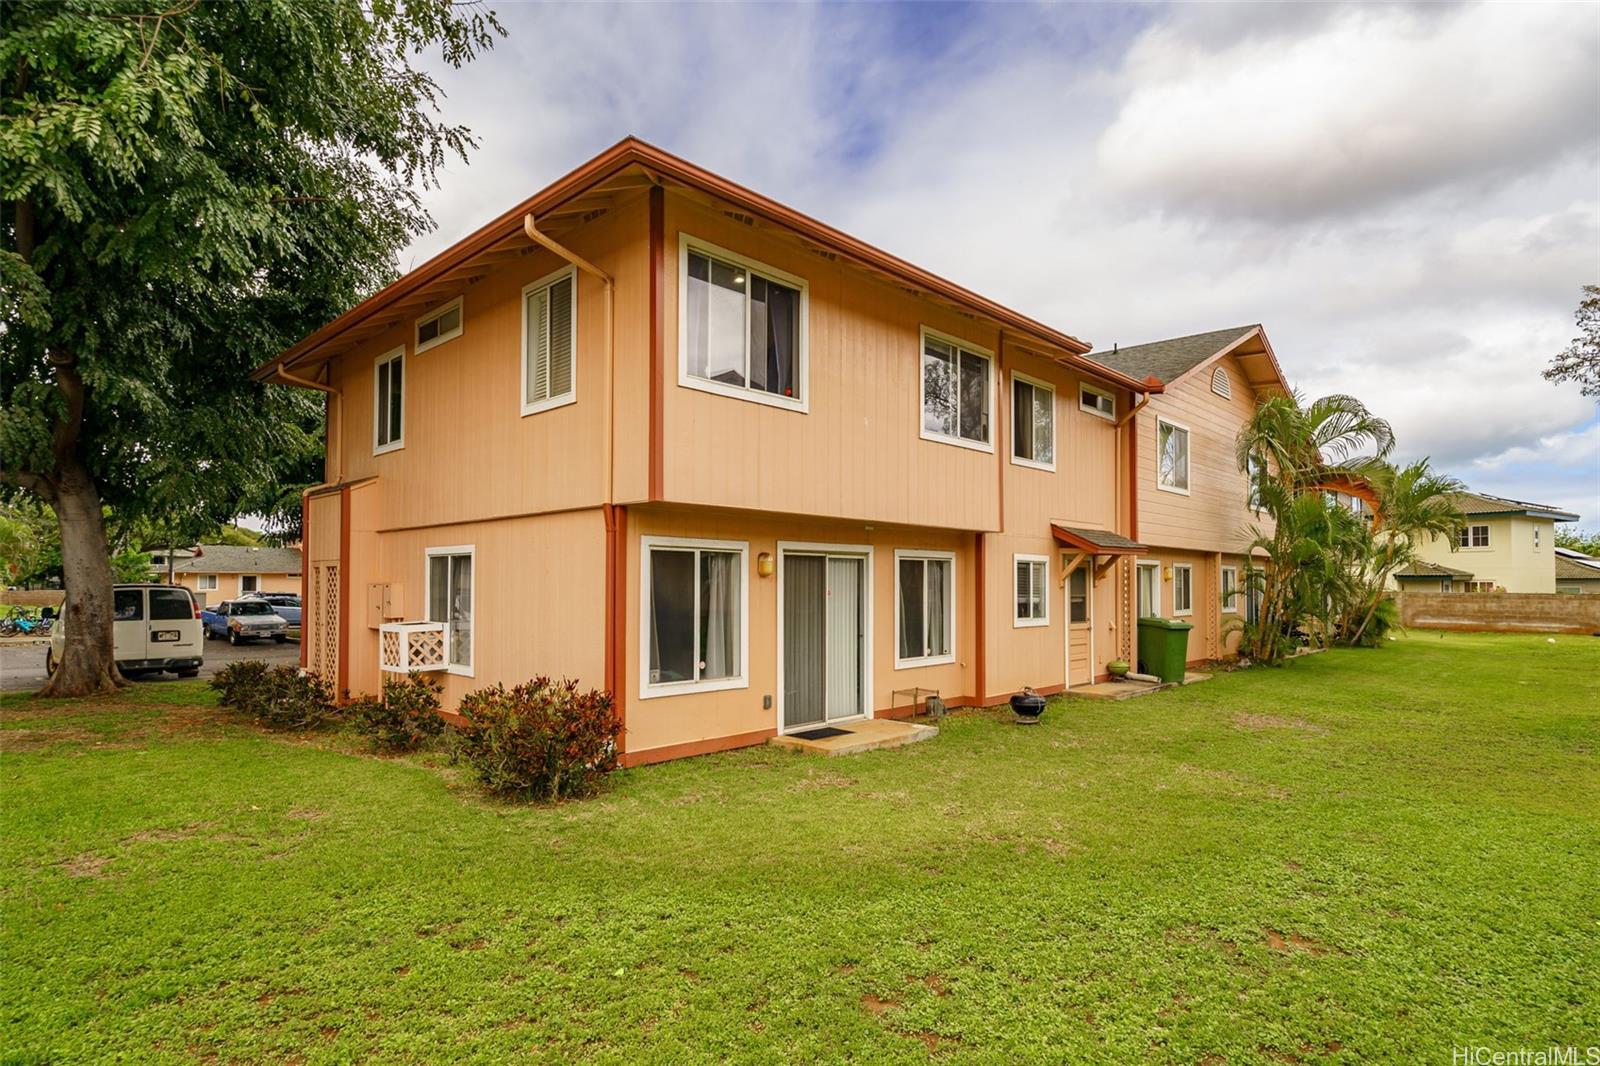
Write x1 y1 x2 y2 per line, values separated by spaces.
351 674 445 752
209 659 271 711
211 662 335 731
454 677 620 801
1351 596 1402 648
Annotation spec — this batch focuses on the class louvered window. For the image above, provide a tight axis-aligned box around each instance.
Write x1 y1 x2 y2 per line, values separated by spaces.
1211 366 1232 399
1014 555 1048 626
523 269 576 415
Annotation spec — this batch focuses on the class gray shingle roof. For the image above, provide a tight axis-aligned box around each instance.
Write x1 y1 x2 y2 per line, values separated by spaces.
1088 326 1260 384
168 544 302 575
1051 524 1146 553
1394 560 1474 579
1450 492 1578 521
1555 556 1600 582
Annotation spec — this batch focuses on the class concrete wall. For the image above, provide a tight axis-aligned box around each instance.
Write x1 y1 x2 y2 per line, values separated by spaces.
1397 591 1600 634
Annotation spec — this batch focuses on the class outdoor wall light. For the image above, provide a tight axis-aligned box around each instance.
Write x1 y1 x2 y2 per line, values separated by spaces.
757 552 775 578
1164 565 1173 581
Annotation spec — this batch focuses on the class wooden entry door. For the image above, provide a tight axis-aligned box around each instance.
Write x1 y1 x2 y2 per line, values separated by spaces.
782 553 865 731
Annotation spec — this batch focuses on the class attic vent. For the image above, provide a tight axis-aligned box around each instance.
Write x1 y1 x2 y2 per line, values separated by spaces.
1211 366 1232 399
582 209 607 223
811 248 837 262
723 211 756 226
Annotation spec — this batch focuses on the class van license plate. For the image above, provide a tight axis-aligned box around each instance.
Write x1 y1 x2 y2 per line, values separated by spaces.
153 630 180 642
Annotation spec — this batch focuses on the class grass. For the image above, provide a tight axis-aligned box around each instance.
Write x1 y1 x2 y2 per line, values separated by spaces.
2 633 1597 1064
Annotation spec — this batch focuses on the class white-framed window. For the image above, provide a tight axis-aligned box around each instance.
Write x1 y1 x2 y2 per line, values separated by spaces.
1013 554 1048 627
426 546 475 676
1533 527 1542 551
895 549 955 667
1137 560 1161 619
373 346 404 454
1157 417 1191 494
522 266 577 416
195 575 218 591
1464 580 1494 593
1220 566 1239 613
1011 371 1056 470
414 296 463 355
240 575 259 595
1172 564 1194 615
920 328 992 451
1079 384 1116 421
1068 566 1089 624
1210 365 1232 399
679 237 807 411
1457 525 1490 549
641 537 748 697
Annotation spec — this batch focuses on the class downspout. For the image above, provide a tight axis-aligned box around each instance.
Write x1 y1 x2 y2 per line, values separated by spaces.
272 365 343 485
523 214 622 710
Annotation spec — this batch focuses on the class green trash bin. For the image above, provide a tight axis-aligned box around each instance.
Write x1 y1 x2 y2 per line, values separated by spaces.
1137 616 1193 683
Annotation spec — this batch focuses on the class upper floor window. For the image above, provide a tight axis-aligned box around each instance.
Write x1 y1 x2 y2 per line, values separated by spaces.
523 267 577 416
1210 365 1232 399
1014 554 1048 627
1457 525 1490 548
374 347 404 454
415 296 463 355
1079 384 1115 421
896 550 955 666
921 329 991 450
1011 372 1055 470
1157 417 1190 494
681 239 806 410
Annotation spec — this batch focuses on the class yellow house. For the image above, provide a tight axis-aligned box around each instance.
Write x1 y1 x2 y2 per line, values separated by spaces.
154 544 303 607
1399 492 1579 594
251 138 1166 766
1092 326 1290 667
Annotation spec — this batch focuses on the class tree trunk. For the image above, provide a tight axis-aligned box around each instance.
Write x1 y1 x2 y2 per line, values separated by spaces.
37 455 124 698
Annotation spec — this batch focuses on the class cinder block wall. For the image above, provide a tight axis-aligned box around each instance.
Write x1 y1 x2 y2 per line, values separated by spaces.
1397 592 1600 634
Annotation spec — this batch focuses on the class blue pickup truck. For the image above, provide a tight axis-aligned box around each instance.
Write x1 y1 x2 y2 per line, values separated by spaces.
201 599 290 645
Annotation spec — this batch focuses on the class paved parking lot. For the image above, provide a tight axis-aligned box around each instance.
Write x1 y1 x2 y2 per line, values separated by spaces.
0 636 300 693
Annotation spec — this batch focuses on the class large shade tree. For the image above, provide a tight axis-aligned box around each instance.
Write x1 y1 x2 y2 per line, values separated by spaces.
1 1 502 695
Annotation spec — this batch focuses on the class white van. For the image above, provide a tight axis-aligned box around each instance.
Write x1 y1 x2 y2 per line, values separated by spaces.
47 584 204 679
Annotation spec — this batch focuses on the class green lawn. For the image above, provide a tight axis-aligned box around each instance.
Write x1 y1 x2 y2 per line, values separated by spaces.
3 634 1597 1064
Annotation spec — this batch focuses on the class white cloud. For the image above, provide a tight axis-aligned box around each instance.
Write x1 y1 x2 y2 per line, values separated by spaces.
1097 3 1600 220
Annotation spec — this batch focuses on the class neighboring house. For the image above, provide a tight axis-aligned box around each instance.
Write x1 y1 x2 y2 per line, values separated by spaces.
251 138 1166 766
154 544 304 606
1554 548 1600 594
1404 492 1579 594
1392 560 1474 593
1092 325 1290 667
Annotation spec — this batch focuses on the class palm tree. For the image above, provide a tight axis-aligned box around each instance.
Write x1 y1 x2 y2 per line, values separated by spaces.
1346 460 1465 645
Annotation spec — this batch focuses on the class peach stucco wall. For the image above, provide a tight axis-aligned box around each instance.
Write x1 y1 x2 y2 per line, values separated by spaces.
177 572 300 608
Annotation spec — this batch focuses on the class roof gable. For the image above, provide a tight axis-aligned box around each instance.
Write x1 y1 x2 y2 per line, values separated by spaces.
1088 324 1289 396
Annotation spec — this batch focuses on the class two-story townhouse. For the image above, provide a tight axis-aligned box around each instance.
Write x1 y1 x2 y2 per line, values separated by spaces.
1091 326 1290 667
1396 491 1578 594
251 138 1162 766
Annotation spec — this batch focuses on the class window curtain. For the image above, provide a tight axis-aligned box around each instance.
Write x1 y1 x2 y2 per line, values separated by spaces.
766 283 795 398
449 554 472 667
925 560 948 656
686 254 710 379
700 551 739 679
898 559 924 659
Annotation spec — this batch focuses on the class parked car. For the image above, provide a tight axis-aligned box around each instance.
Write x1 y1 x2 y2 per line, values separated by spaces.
241 591 301 626
47 584 203 679
202 599 289 645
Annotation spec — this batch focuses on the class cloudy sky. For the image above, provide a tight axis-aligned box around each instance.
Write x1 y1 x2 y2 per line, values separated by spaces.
410 1 1600 525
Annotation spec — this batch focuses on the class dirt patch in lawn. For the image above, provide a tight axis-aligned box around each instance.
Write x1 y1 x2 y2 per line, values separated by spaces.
861 993 899 1015
123 821 214 844
59 852 115 878
1263 928 1338 956
1232 713 1329 736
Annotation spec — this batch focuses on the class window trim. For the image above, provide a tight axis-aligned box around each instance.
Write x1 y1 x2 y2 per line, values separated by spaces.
638 535 750 700
424 544 476 678
372 346 405 455
1012 553 1050 628
677 235 809 414
1172 563 1194 616
918 326 995 453
1456 524 1491 550
520 265 579 417
1156 416 1192 496
195 575 218 591
239 575 259 597
1067 565 1091 626
893 548 958 669
1136 559 1162 619
1079 383 1116 422
1009 370 1057 472
414 295 464 355
1220 566 1239 614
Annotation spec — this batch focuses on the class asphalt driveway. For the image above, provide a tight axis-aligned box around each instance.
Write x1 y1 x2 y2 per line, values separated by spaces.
0 636 300 693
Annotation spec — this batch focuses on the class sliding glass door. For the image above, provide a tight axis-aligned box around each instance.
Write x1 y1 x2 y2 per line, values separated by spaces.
782 552 866 731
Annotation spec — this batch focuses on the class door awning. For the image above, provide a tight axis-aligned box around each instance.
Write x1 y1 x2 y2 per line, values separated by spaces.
1050 524 1146 555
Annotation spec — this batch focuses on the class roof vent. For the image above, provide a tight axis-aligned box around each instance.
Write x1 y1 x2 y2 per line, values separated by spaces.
1211 366 1232 399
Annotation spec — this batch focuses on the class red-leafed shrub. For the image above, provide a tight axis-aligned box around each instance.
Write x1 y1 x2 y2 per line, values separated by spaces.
350 673 446 752
210 662 335 731
454 677 621 801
